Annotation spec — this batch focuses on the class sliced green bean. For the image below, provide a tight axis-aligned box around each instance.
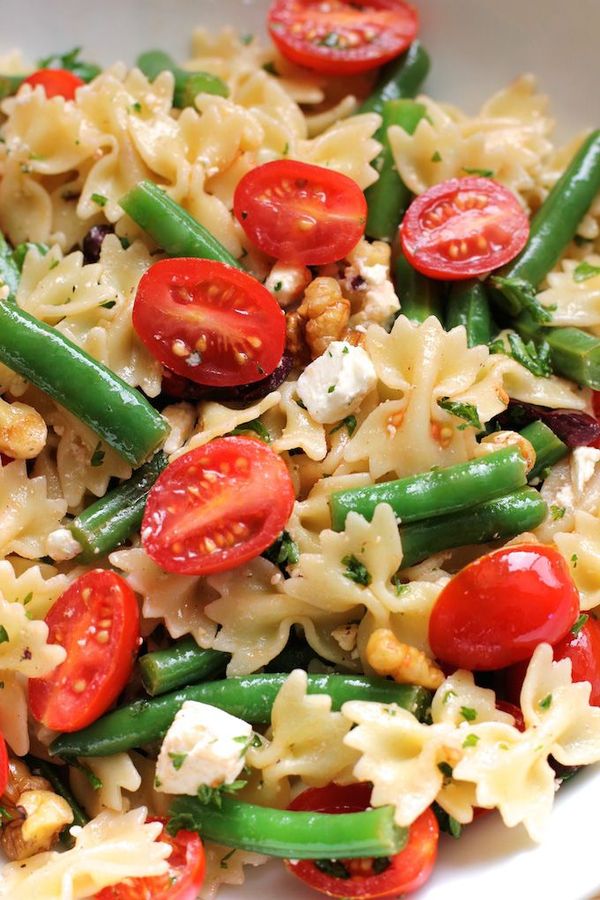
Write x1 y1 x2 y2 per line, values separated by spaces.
0 233 20 300
0 301 168 466
140 638 229 697
25 755 88 828
515 314 600 389
365 100 427 241
399 487 547 568
136 50 229 108
393 249 443 323
49 675 431 758
358 41 430 116
120 181 242 268
520 420 568 481
330 446 528 531
68 451 168 562
168 796 406 859
446 280 494 347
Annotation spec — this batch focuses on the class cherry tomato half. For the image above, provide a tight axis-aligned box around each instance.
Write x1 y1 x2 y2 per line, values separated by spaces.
22 68 84 100
505 616 600 707
268 0 418 75
429 545 579 670
0 734 8 797
400 177 530 280
29 570 140 732
94 818 205 900
133 258 285 387
234 160 367 265
286 784 438 898
142 436 295 576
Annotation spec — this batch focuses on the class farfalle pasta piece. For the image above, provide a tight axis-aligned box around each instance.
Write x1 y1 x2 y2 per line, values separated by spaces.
0 808 170 899
70 753 142 818
0 558 71 619
200 843 268 900
537 254 600 330
297 112 381 189
269 381 327 462
247 669 358 791
0 460 67 559
554 511 600 610
286 472 371 553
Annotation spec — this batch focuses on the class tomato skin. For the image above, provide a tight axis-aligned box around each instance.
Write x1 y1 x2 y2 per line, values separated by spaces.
133 258 286 387
22 68 84 100
400 177 530 280
234 160 367 265
94 819 205 900
29 570 140 732
142 437 295 576
0 734 8 797
429 545 579 670
268 0 419 75
505 617 600 707
286 784 439 898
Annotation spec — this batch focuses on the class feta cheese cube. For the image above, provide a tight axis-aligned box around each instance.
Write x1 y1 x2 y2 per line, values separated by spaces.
296 340 377 425
571 446 600 494
155 701 252 795
265 262 312 309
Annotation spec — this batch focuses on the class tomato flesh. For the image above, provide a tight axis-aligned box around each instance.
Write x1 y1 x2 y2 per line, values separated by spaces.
268 0 419 74
0 734 7 796
133 258 285 387
285 784 439 898
234 160 367 265
29 570 140 732
400 177 530 280
22 68 84 99
94 819 205 900
429 545 579 670
142 436 295 576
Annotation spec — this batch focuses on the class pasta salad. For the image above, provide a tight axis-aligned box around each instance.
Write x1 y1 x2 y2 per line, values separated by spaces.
0 1 599 897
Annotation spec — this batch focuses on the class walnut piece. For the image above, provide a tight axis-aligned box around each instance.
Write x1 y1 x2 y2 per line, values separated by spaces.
366 629 444 690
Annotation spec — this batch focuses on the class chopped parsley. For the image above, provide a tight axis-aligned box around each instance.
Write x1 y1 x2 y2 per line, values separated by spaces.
314 859 350 879
262 61 278 76
330 415 357 437
505 332 552 378
196 779 246 809
443 689 457 704
233 733 262 758
169 751 187 771
220 848 237 869
550 505 566 521
539 694 553 711
273 281 283 292
90 442 105 467
433 803 462 838
571 613 589 636
73 761 103 790
437 397 483 431
391 573 409 596
460 706 477 722
463 733 480 748
437 761 454 779
0 626 8 645
573 260 600 283
227 418 271 443
491 275 553 325
571 553 579 568
431 150 442 162
240 34 254 45
263 530 300 570
462 166 495 177
342 554 372 586
327 384 336 393
37 47 101 82
130 101 142 113
91 192 108 207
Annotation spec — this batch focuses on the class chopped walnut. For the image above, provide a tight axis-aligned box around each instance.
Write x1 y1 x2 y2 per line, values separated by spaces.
0 759 73 860
0 397 47 459
478 430 536 474
299 277 350 358
331 623 359 654
366 629 444 690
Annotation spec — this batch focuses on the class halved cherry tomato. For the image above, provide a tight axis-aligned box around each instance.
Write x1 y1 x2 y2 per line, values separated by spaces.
505 616 600 707
495 699 525 732
286 784 438 898
400 177 530 280
0 733 8 797
133 258 285 387
268 0 419 74
429 545 579 670
29 570 140 732
22 68 84 100
142 436 295 576
94 818 205 900
234 160 367 265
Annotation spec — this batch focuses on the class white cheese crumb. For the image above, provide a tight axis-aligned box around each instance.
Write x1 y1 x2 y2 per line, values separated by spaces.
264 262 311 309
296 341 376 425
331 623 359 653
155 701 252 795
571 446 600 494
46 528 82 561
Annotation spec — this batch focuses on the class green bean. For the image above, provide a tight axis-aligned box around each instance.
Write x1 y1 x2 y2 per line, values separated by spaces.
393 249 443 323
136 50 229 108
120 181 242 268
365 100 427 241
0 233 20 300
330 446 528 531
398 487 547 568
49 675 431 758
358 41 430 116
140 638 229 697
446 280 494 347
519 420 568 481
25 755 88 828
0 301 168 466
515 314 600 389
492 130 600 317
69 452 168 562
168 796 406 859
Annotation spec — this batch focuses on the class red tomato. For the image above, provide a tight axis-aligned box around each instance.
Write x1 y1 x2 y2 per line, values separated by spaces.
29 570 140 732
133 258 285 387
286 784 438 898
94 819 205 900
0 733 8 797
495 700 525 732
400 177 530 280
429 545 579 670
505 616 600 707
142 436 295 576
234 160 367 265
268 0 418 75
22 68 84 99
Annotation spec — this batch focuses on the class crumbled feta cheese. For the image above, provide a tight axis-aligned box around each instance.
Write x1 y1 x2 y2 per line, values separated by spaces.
331 623 359 653
264 262 312 308
296 341 376 425
571 446 600 494
155 701 252 795
161 402 196 455
344 245 400 326
46 528 82 561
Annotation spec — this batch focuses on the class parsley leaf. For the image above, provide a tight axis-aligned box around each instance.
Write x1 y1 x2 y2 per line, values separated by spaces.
491 275 553 324
91 193 108 207
330 415 357 437
539 693 553 711
571 613 589 636
220 848 237 869
463 733 480 748
38 47 101 82
443 689 457 704
227 418 271 443
437 761 454 778
573 260 600 283
462 166 495 177
432 803 462 838
262 61 278 75
196 780 246 809
571 553 579 568
460 706 477 722
506 332 552 378
90 442 105 467
437 397 483 431
550 505 566 521
0 626 8 645
72 761 102 790
342 554 372 586
263 530 300 570
169 751 187 771
431 150 442 162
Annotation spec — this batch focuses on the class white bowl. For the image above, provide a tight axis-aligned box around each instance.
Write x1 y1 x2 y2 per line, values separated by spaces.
1 2 599 898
